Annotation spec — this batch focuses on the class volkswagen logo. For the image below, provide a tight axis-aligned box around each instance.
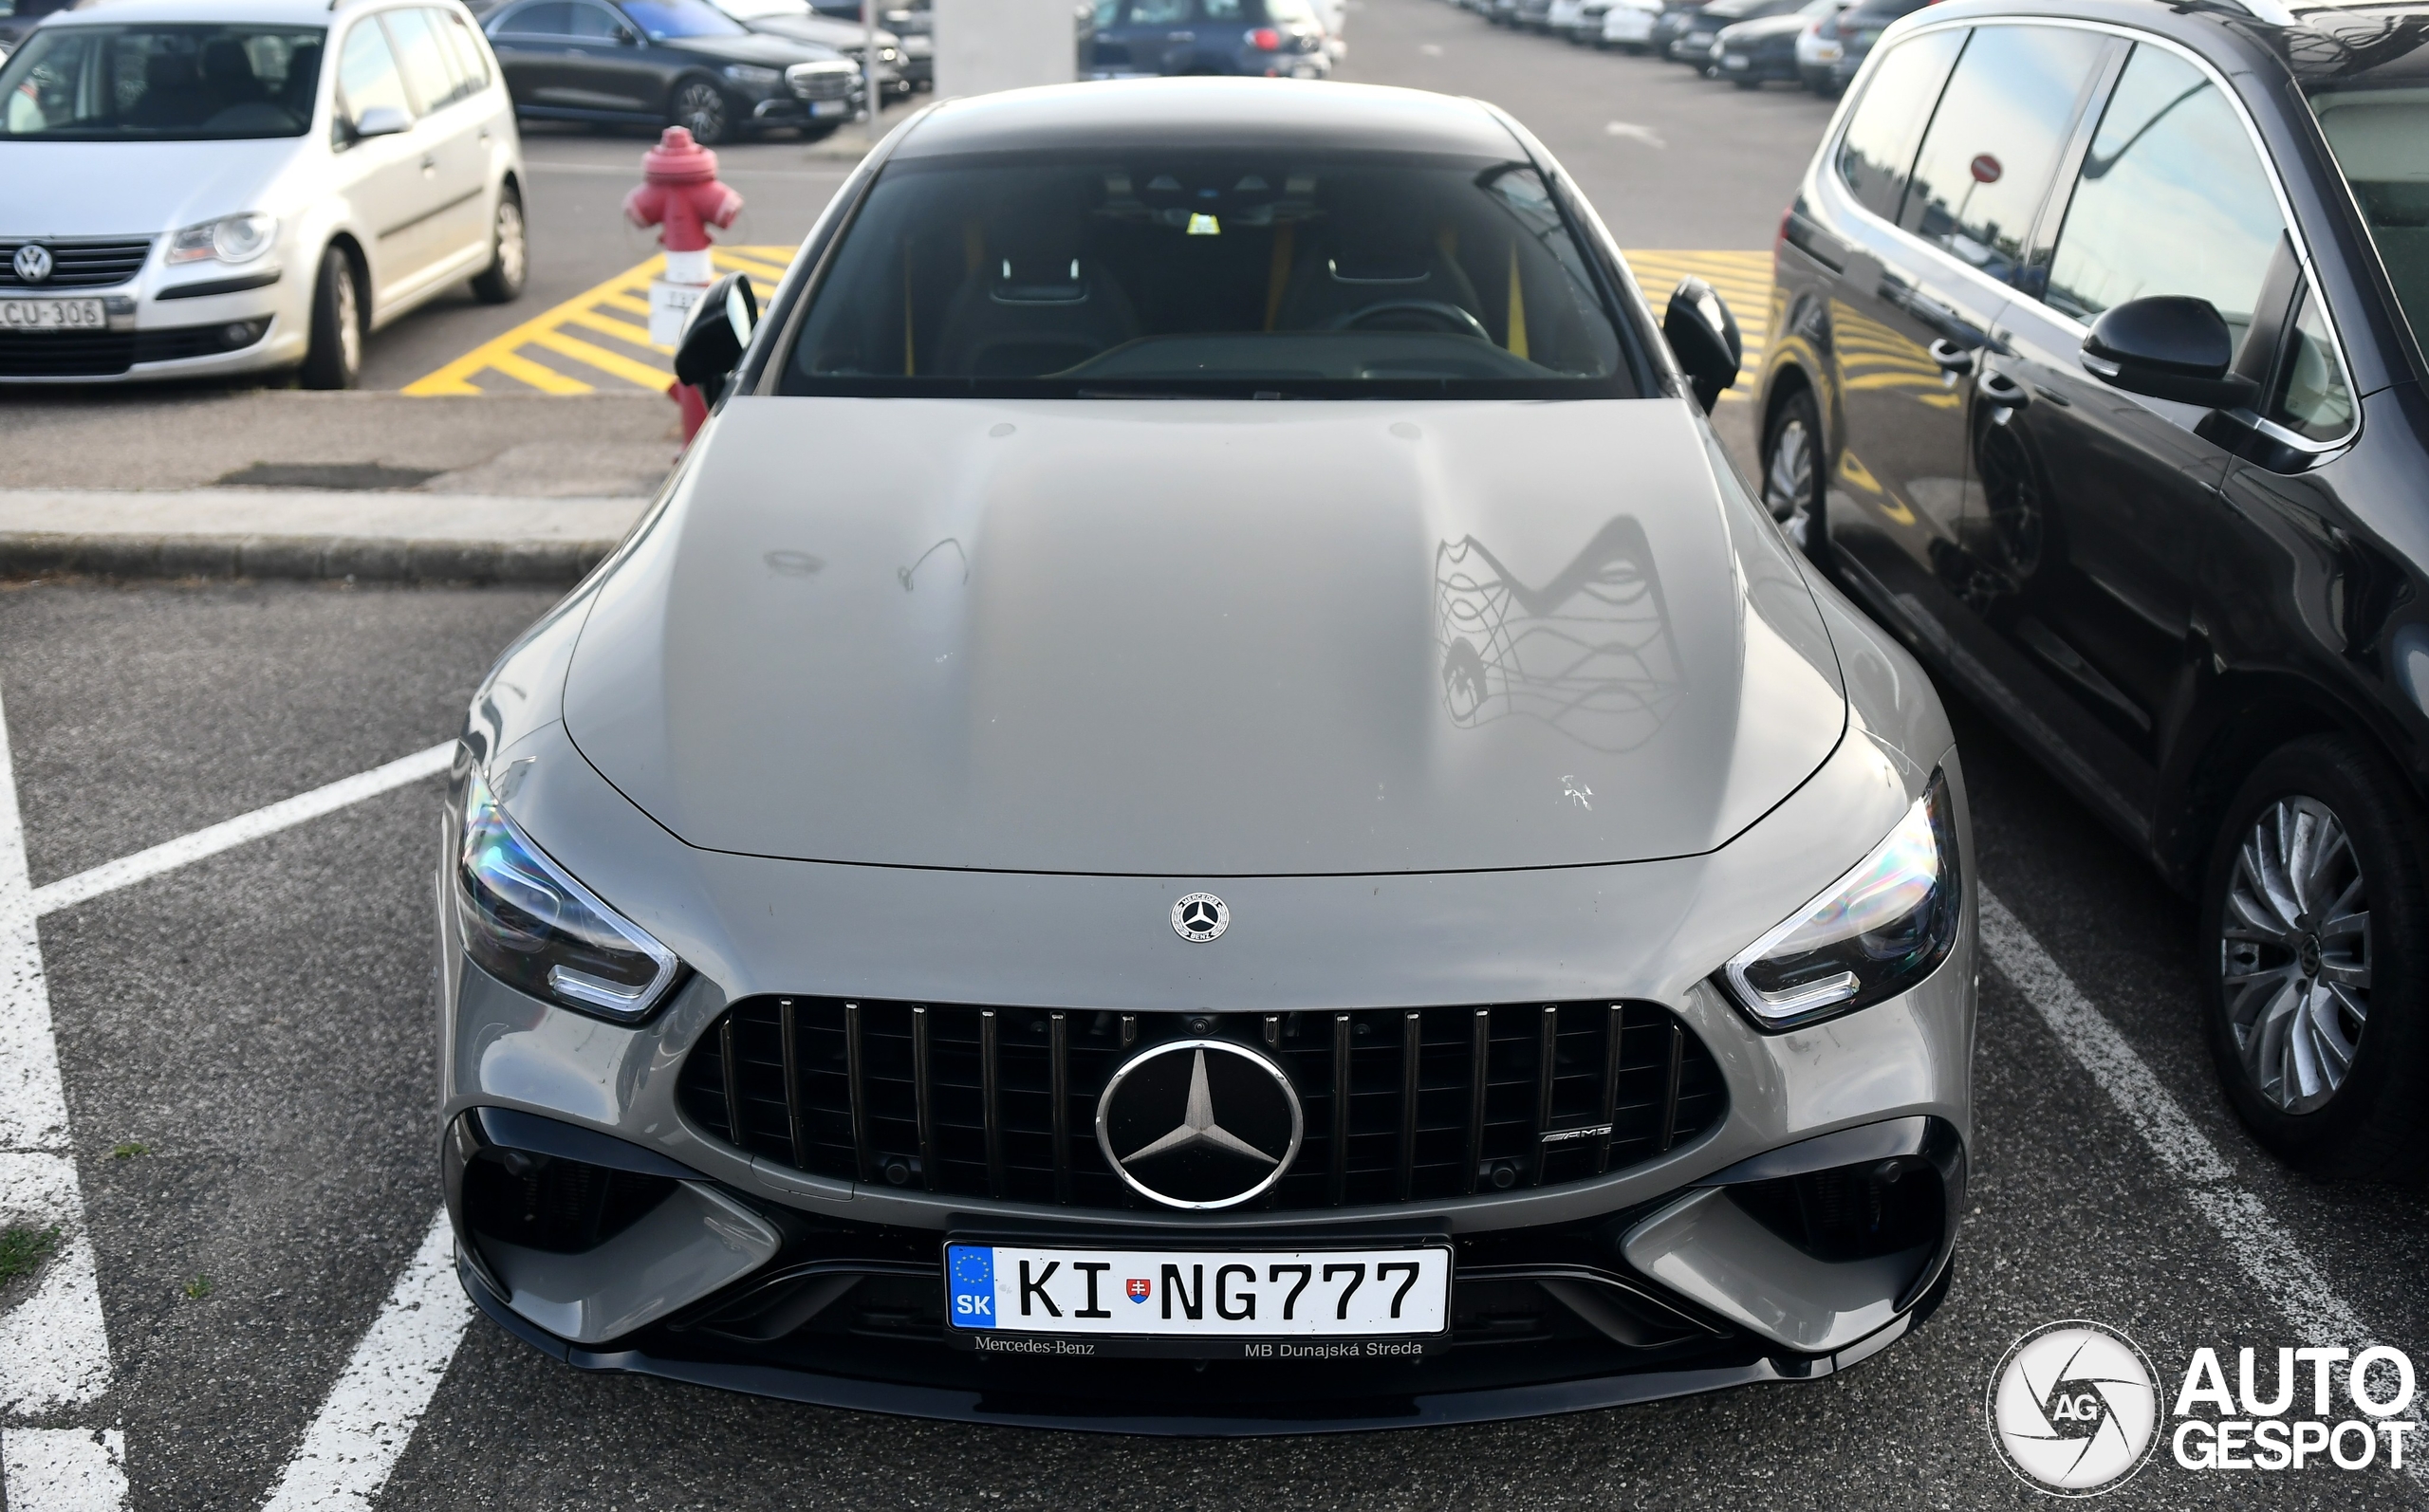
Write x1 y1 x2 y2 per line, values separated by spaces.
1095 1038 1301 1208
12 245 53 285
1171 892 1228 943
1987 1320 2160 1496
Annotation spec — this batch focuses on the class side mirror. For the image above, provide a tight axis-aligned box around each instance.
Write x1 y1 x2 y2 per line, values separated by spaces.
674 271 758 407
613 24 640 45
1663 275 1741 414
2081 295 2256 411
351 104 412 138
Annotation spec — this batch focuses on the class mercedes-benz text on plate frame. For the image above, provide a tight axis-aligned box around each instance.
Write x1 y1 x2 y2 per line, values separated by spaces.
946 1242 1454 1356
1172 892 1229 942
1096 1040 1305 1209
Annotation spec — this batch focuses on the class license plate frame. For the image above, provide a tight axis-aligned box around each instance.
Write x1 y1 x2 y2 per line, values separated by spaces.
0 298 107 333
943 1235 1455 1360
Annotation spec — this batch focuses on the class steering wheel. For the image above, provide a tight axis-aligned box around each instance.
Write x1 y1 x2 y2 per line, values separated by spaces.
1322 301 1493 342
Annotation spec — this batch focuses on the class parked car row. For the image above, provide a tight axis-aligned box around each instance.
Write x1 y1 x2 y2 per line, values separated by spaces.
1085 0 1341 83
1446 0 1930 97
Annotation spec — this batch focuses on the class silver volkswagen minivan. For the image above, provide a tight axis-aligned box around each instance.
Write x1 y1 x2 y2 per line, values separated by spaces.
0 0 526 387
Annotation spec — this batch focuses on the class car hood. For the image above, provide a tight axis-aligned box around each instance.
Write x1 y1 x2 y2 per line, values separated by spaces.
562 397 1847 876
0 138 294 238
1721 11 1808 38
736 14 899 48
666 32 834 65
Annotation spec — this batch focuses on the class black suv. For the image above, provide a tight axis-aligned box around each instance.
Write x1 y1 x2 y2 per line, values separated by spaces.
1759 0 2429 1177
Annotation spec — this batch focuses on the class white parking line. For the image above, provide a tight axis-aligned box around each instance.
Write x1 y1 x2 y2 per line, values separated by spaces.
258 1208 472 1512
30 744 453 918
1978 888 2421 1470
0 681 122 1509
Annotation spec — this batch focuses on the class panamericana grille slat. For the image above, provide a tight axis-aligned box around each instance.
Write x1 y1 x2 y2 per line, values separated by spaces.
0 236 154 289
678 998 1727 1213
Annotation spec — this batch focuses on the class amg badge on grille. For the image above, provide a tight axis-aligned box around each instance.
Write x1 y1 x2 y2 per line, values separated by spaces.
1096 1039 1301 1208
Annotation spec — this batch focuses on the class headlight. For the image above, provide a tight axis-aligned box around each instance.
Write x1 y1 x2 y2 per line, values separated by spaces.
1723 770 1960 1029
457 769 681 1022
166 212 278 266
721 63 782 86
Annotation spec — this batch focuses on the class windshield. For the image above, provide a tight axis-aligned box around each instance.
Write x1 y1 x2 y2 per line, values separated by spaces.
782 151 1640 399
2309 83 2429 356
619 0 749 39
0 25 324 139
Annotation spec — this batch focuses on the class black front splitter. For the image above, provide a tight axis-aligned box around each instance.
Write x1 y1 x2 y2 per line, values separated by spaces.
458 1253 1951 1437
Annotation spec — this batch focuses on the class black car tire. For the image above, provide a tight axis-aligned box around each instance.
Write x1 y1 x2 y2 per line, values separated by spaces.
469 185 528 304
670 76 732 145
1762 385 1827 562
298 244 362 391
1734 75 1760 89
2201 733 2429 1182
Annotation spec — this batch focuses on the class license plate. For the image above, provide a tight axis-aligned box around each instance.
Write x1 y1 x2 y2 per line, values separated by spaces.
808 98 847 117
1723 53 1749 67
0 298 105 332
945 1240 1452 1359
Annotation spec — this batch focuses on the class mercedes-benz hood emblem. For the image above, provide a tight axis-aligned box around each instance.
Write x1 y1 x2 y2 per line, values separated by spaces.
1095 1038 1301 1208
1171 892 1228 942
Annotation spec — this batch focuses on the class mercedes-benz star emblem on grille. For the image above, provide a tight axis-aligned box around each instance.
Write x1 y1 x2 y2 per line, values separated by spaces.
1170 892 1228 942
12 245 53 284
1095 1039 1302 1208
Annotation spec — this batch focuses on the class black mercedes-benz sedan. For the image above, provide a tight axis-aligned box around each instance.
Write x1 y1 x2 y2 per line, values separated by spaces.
1760 0 2429 1180
478 0 861 143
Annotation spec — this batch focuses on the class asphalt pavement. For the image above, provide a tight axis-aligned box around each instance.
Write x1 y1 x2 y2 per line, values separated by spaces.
6 2 2429 1508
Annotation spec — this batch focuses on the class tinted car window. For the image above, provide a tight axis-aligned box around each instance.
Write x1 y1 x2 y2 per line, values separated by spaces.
339 16 414 120
497 1 576 34
0 24 323 138
1900 25 2106 286
782 153 1637 398
568 1 626 37
2045 44 2285 338
2271 289 2355 441
1127 0 1193 23
619 0 748 38
2308 85 2429 360
1834 28 1964 223
381 8 456 111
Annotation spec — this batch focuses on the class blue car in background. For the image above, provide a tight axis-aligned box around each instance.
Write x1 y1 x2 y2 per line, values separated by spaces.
1088 0 1328 79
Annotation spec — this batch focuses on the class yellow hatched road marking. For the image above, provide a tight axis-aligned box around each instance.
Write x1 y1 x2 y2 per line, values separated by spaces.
401 245 793 396
403 249 1779 398
528 327 682 391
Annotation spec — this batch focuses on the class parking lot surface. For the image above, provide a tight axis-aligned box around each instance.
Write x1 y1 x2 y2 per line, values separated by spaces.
7 1 2429 1507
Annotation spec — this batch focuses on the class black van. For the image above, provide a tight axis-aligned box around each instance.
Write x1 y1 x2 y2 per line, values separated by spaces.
1759 0 2429 1178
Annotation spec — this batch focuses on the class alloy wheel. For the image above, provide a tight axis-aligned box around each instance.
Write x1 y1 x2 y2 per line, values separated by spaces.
2219 795 2372 1115
334 259 361 379
495 198 528 290
675 83 729 145
1764 413 1815 548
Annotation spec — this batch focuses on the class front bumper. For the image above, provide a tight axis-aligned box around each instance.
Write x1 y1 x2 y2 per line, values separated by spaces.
444 1104 1964 1432
0 258 308 383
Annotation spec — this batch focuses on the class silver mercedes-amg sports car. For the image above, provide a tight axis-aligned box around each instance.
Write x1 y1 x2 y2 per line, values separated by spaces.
436 76 1976 1432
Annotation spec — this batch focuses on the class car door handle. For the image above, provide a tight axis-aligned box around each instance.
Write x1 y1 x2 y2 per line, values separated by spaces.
420 154 437 173
1168 30 1194 40
1977 369 2031 412
1927 338 1975 376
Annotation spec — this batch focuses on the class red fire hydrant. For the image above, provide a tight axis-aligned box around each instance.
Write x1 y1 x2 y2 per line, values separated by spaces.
623 126 743 441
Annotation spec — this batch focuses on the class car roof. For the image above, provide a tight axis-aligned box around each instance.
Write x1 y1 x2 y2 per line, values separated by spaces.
36 0 445 26
893 78 1525 163
1884 0 2429 80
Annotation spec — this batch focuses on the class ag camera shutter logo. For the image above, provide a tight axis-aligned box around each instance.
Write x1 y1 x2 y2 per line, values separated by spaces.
1988 1320 2161 1496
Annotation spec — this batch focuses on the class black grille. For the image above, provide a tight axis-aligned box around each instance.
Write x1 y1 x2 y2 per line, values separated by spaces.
678 1000 1726 1212
0 237 154 289
0 322 266 378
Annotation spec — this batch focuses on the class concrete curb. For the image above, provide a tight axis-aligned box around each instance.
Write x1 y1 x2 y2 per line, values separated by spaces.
0 533 614 584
